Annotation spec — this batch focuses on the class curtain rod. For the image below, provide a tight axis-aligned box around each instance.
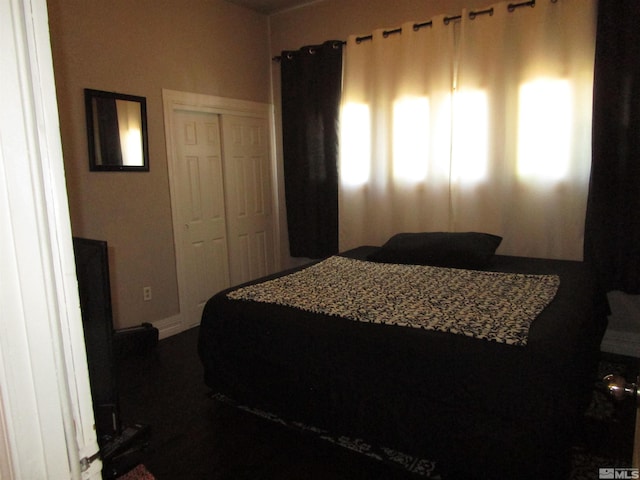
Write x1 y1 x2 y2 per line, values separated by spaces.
273 40 346 62
272 0 541 61
355 0 538 43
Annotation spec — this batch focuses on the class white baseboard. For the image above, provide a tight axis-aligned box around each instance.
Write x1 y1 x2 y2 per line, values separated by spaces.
601 328 640 358
152 314 183 340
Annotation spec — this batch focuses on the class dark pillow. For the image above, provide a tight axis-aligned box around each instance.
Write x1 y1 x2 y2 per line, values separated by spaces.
367 232 502 269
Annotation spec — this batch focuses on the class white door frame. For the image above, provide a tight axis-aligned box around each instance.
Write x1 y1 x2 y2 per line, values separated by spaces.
162 89 281 338
0 0 101 478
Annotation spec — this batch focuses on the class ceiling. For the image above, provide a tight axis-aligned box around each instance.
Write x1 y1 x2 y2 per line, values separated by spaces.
225 0 322 14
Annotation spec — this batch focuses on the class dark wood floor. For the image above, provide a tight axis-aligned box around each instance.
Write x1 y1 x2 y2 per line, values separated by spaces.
111 326 638 480
112 326 421 480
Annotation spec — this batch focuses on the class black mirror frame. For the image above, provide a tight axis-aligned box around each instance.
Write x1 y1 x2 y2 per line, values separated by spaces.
85 89 149 172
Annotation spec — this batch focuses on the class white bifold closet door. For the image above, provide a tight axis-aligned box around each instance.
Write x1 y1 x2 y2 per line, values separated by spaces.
168 98 276 333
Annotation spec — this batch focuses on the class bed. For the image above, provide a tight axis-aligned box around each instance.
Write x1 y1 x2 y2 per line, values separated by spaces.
198 232 608 479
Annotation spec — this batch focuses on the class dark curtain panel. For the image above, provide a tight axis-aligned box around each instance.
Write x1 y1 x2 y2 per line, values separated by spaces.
584 0 640 293
95 97 123 166
281 41 343 258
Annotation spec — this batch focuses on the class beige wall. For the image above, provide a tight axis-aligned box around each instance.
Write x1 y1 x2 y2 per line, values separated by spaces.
268 0 490 269
48 0 270 329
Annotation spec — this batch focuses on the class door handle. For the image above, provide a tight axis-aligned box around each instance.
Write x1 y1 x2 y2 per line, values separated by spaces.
604 373 639 404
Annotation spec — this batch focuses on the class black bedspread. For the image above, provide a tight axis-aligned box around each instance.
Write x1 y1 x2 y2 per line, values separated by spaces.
198 247 608 479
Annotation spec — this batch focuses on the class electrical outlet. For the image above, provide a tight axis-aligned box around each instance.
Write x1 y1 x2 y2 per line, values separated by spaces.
143 286 152 301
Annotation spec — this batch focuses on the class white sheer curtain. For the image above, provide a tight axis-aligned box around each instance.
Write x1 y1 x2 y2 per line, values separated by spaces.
339 0 596 260
340 17 455 249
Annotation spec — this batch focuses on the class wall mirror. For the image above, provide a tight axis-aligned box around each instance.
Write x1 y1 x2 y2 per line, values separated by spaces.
85 89 149 172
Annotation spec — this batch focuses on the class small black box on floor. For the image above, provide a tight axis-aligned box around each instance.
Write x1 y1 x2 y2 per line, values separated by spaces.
101 423 152 480
113 323 158 359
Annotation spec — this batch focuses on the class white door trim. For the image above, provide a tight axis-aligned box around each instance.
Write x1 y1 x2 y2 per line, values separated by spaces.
162 89 281 338
1 0 100 478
